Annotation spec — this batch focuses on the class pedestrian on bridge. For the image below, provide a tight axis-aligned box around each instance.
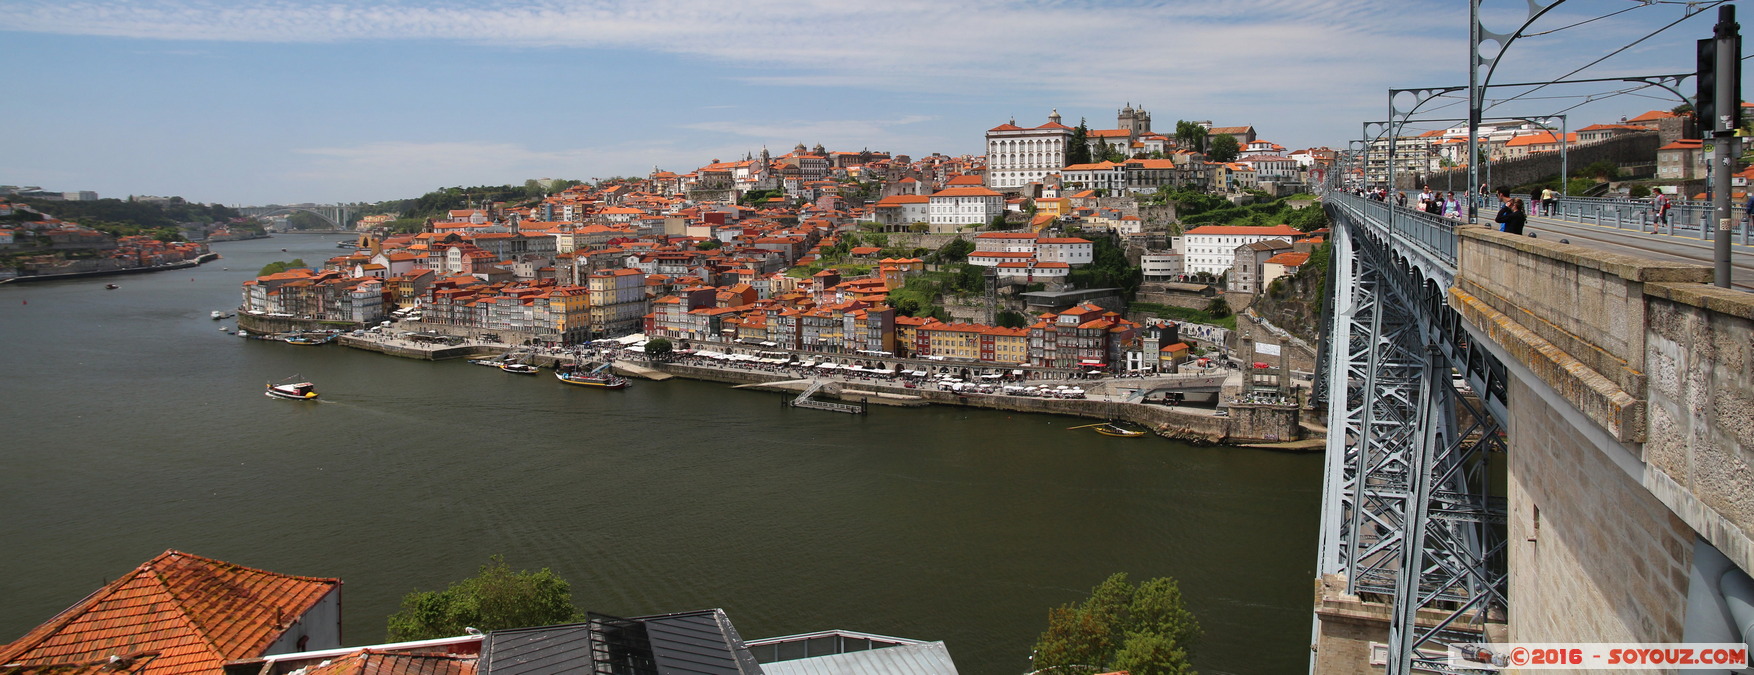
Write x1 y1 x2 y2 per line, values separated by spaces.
1493 187 1527 235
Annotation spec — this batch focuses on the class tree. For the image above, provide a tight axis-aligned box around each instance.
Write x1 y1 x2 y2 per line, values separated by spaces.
645 337 674 361
385 555 584 641
996 309 1029 328
1174 120 1208 153
1067 119 1093 166
1208 134 1240 163
697 239 722 250
989 213 1010 230
257 259 307 276
1031 573 1201 675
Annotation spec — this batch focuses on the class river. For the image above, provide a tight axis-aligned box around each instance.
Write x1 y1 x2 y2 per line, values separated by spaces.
0 233 1322 674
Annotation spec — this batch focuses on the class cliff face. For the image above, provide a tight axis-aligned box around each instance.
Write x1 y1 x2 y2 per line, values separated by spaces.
1249 256 1326 345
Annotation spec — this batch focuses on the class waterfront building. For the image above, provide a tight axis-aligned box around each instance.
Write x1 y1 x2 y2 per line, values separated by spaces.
1027 302 1140 370
587 267 648 337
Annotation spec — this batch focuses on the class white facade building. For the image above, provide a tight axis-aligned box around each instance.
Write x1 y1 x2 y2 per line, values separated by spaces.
1178 224 1301 277
985 110 1074 189
928 186 1005 228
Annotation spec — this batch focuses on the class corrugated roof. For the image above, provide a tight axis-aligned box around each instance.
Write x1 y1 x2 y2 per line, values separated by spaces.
757 642 958 675
481 623 597 675
640 610 762 675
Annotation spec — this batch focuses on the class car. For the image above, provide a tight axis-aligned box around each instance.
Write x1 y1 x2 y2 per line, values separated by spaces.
1214 409 1229 417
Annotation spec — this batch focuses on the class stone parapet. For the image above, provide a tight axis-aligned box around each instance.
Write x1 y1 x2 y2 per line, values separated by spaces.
1453 228 1712 443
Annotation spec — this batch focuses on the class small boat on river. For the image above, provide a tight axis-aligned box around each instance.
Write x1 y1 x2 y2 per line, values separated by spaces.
211 310 235 320
1094 424 1148 438
104 284 119 290
266 381 318 400
284 332 338 346
556 365 629 389
499 362 541 375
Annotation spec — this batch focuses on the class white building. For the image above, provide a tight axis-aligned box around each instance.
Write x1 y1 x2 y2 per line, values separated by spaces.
986 110 1074 189
1060 161 1127 193
1178 224 1301 277
1036 237 1094 265
928 186 1005 228
1141 252 1184 281
869 194 930 227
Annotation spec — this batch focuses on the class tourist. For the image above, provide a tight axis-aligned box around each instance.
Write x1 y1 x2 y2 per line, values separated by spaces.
1542 186 1558 216
1505 198 1528 235
1444 192 1461 219
1651 191 1671 233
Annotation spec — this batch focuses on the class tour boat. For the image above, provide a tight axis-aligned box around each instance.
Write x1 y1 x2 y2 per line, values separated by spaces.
266 381 318 400
555 369 629 389
284 332 337 346
499 362 541 375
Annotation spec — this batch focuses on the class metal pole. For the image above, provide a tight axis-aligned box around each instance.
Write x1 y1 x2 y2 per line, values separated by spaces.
1712 5 1739 288
1467 0 1482 223
1559 116 1569 200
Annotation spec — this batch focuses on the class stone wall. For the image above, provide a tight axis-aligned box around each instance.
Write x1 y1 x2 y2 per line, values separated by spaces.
1506 375 1693 646
1641 283 1754 573
1451 227 1711 442
238 314 361 335
1402 133 1662 191
1450 223 1754 653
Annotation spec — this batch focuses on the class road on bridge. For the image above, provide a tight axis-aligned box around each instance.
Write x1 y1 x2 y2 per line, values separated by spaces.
1520 213 1754 291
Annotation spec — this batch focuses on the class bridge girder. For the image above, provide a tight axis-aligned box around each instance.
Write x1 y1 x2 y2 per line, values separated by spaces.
1315 193 1510 674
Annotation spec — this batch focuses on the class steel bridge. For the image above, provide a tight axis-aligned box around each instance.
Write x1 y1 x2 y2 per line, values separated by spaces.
1314 191 1510 672
237 204 353 230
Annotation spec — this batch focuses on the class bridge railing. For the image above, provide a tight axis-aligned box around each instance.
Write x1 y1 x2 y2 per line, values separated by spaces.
1519 194 1752 244
1328 192 1460 269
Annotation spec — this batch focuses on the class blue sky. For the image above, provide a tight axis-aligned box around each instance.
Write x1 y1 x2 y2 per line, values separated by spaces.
0 0 1741 205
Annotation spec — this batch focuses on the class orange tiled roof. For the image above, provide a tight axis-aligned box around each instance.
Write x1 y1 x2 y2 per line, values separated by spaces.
0 550 340 674
296 649 478 675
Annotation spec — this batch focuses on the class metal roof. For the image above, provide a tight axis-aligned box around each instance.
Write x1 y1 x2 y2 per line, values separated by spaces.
755 642 959 675
481 622 598 675
636 609 763 675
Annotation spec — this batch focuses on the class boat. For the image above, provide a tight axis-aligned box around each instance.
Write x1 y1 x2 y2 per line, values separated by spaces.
469 358 507 367
104 284 119 290
211 310 235 320
1094 423 1148 438
498 362 541 375
556 366 629 389
266 381 318 400
283 332 338 346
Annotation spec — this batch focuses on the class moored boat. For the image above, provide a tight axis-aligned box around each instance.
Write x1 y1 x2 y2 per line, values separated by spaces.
1094 423 1147 438
283 332 338 346
210 310 235 320
499 362 540 375
556 368 629 389
266 381 318 400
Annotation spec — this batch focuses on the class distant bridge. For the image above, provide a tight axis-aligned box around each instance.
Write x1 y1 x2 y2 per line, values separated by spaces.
238 204 352 230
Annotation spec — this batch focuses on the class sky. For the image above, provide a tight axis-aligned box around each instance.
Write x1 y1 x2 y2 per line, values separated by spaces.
0 0 1744 206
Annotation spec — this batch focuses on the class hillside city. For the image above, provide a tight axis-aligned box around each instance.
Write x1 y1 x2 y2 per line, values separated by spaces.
1 99 1749 674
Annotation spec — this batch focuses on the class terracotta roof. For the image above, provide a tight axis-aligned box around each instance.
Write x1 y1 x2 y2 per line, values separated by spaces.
1628 110 1678 122
930 187 1002 198
0 550 340 674
1184 224 1302 237
294 649 478 675
1266 251 1311 266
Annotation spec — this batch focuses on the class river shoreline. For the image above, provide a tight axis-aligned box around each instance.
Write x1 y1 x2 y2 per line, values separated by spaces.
0 252 220 285
323 332 1315 447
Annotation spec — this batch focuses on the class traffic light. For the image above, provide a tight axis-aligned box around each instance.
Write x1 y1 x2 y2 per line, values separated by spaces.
1697 7 1742 137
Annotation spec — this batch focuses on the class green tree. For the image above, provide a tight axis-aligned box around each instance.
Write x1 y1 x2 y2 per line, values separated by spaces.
996 309 1029 328
1208 134 1240 163
1174 120 1207 153
1031 573 1200 675
1068 119 1093 165
645 337 674 361
257 259 307 276
697 239 722 250
935 237 975 263
989 213 1010 230
385 555 584 641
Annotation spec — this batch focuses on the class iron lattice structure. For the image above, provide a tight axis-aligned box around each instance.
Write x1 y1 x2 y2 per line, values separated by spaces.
1316 193 1509 674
